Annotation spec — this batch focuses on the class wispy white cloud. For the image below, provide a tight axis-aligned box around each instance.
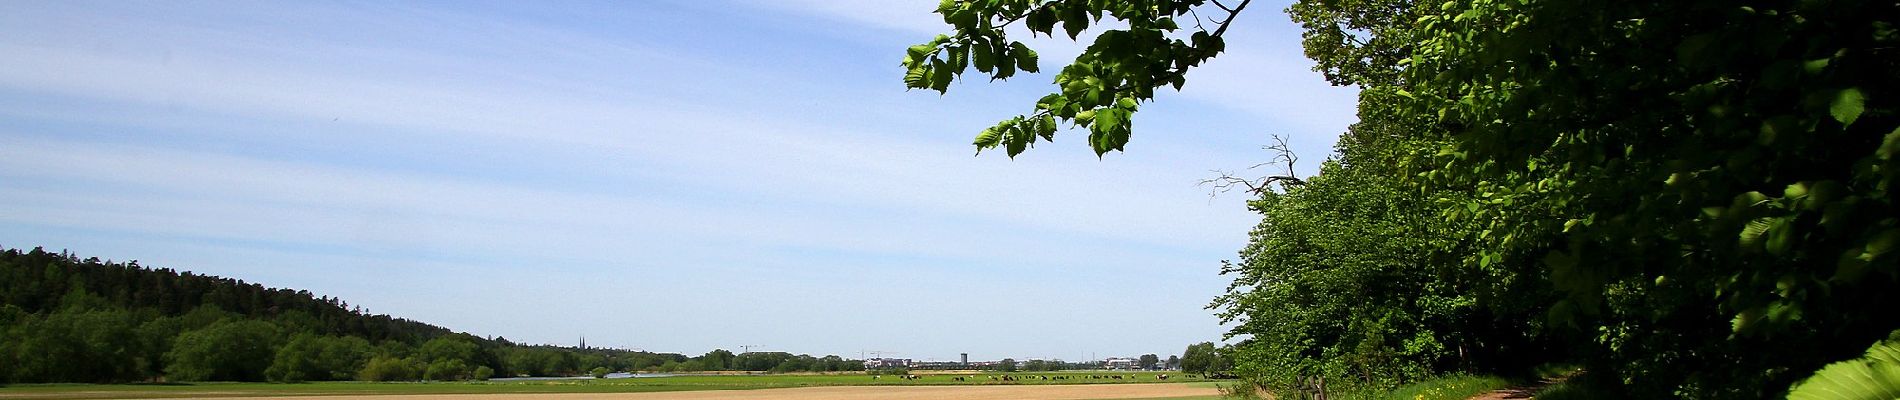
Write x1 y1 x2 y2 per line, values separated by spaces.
747 0 950 35
0 0 1284 358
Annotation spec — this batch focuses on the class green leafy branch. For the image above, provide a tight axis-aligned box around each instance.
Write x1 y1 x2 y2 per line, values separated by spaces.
902 0 1252 157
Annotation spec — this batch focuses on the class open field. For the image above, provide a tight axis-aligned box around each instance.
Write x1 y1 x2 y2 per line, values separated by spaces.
0 372 1224 399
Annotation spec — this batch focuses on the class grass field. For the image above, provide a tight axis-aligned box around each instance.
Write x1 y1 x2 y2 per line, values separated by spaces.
0 371 1222 399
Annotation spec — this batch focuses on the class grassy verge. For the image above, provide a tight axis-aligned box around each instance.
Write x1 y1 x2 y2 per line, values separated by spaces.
1257 373 1518 400
1376 375 1514 400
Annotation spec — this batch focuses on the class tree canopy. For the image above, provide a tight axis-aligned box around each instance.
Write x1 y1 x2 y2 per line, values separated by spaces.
0 247 865 384
909 0 1900 398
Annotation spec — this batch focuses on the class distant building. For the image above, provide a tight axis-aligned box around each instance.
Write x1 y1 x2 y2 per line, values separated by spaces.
961 353 968 365
863 358 910 370
1103 357 1139 370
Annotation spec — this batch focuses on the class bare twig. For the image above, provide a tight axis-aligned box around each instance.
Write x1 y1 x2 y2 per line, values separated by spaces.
1199 134 1305 198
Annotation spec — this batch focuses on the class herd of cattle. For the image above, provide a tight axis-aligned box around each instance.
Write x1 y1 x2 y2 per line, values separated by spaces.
872 373 1191 382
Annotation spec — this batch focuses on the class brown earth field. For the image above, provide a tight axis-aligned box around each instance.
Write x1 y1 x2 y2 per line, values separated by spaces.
198 383 1218 400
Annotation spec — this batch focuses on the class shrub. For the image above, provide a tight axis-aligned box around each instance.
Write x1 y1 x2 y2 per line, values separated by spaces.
358 356 421 382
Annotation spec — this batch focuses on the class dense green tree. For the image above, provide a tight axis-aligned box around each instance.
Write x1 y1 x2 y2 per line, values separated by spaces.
1 247 846 384
1179 342 1216 375
3 307 149 383
419 335 480 365
578 353 608 373
265 334 323 383
424 359 471 381
266 334 372 382
314 336 374 379
1139 354 1159 370
358 356 423 382
700 349 735 371
908 0 1900 398
166 320 281 382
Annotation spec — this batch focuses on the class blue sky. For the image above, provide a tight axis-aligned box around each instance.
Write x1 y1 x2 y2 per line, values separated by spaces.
0 0 1356 362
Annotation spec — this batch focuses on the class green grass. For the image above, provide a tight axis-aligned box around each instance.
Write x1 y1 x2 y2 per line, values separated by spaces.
1372 374 1514 400
0 371 1223 399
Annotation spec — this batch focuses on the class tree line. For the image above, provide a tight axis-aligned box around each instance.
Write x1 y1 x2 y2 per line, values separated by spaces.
0 247 862 383
904 0 1898 398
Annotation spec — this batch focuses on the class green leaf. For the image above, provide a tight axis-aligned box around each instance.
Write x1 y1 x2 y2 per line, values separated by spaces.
902 67 928 88
1087 108 1129 156
1787 340 1900 400
1005 123 1028 157
949 45 968 71
973 127 1001 149
1879 126 1900 161
1011 42 1039 73
993 54 1016 81
1025 7 1054 35
1155 17 1178 30
1832 87 1865 126
1740 217 1774 251
1062 7 1088 39
972 40 995 73
906 44 934 65
1868 229 1900 258
1803 57 1831 75
929 58 954 92
1767 220 1796 256
1096 107 1121 132
1731 306 1764 333
1037 114 1057 141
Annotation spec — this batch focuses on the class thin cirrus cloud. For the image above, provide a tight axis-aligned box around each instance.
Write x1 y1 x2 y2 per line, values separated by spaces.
0 0 1351 359
752 0 1359 165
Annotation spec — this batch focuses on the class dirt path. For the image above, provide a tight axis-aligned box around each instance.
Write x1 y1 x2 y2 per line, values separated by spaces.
1466 385 1541 400
208 383 1217 400
1466 373 1574 400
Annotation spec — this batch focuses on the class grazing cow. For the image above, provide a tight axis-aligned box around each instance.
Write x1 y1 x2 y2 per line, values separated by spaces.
1112 375 1122 379
1159 374 1169 380
872 375 879 380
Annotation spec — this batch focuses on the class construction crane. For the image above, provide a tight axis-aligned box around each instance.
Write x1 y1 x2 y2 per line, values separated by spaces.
739 344 763 354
